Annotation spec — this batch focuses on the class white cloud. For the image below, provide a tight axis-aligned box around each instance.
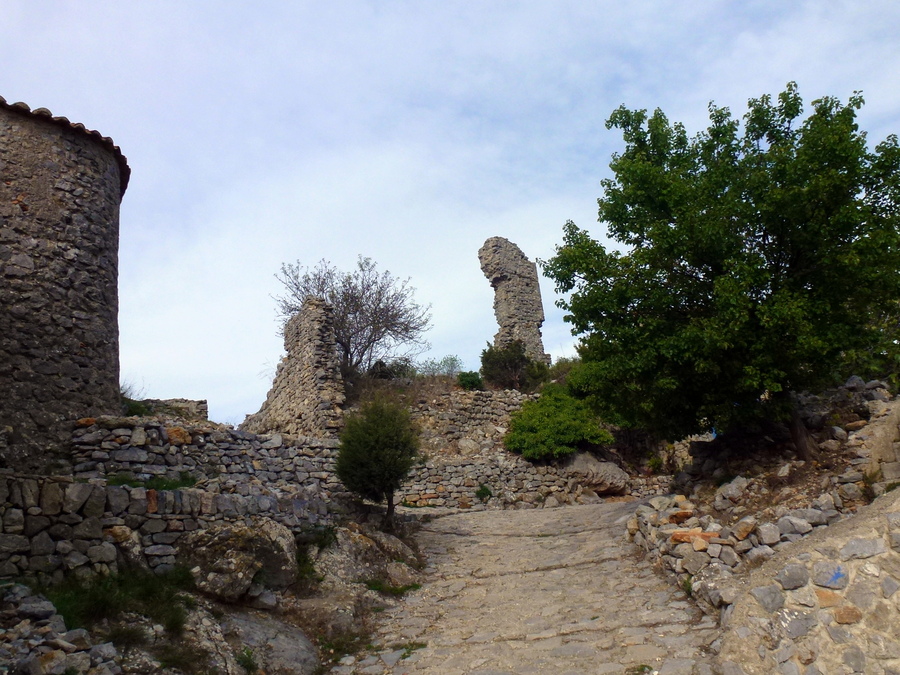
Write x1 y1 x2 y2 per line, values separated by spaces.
4 0 900 422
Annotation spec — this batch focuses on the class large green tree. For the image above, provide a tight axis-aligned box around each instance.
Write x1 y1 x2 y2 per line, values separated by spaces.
544 83 900 451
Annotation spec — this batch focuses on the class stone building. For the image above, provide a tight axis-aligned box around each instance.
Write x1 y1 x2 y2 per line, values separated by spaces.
478 236 551 364
0 97 129 472
241 296 345 438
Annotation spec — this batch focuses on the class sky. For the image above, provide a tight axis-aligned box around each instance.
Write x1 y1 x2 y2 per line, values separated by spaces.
3 2 900 424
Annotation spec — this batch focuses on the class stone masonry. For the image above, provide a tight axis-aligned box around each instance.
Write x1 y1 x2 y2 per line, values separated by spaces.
0 97 130 473
0 416 346 581
478 236 550 364
242 296 345 438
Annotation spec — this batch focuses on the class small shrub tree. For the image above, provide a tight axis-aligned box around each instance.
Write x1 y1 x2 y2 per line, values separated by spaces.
417 354 464 377
457 371 484 391
504 384 613 460
480 341 549 392
335 396 420 530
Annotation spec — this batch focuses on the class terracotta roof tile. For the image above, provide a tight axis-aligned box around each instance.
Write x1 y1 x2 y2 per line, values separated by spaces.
0 95 131 196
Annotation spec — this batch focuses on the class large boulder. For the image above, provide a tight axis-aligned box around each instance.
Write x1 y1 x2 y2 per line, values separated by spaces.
223 609 319 675
177 518 297 601
560 452 629 495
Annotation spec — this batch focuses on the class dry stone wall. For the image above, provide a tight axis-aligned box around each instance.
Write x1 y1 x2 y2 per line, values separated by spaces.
242 296 345 438
398 450 603 509
69 417 344 502
0 417 347 581
409 389 534 456
0 388 652 580
478 236 550 364
626 393 900 673
0 97 129 473
0 469 335 582
716 489 900 675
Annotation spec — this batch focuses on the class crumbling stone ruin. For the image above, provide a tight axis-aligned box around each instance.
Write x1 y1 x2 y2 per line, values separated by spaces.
478 236 550 364
242 296 345 437
141 398 209 422
0 97 130 472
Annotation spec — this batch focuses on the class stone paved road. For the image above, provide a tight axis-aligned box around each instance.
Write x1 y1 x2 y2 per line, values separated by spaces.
336 503 720 675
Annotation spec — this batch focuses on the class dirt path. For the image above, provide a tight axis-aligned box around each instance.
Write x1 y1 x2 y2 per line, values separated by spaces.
336 503 720 675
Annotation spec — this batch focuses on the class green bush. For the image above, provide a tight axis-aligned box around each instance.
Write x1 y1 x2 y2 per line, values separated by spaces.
548 356 580 384
504 384 613 460
43 566 195 632
475 484 492 502
120 381 152 416
236 646 259 674
457 371 484 391
480 341 549 392
335 395 421 530
364 579 421 596
418 355 464 377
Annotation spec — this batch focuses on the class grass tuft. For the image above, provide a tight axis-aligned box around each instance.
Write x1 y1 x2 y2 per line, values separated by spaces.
42 566 195 633
364 579 421 596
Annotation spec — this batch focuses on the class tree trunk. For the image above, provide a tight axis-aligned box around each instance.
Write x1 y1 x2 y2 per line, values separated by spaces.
790 408 820 462
381 491 396 532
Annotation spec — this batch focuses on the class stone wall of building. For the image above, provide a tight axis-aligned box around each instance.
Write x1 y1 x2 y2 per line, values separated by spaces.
0 97 129 473
478 236 550 364
241 296 345 438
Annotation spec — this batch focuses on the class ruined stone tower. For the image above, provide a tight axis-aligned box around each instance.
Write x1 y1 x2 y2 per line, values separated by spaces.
478 236 550 365
241 296 345 438
0 97 130 472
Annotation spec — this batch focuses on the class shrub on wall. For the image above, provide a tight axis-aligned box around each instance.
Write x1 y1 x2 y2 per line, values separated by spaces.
457 371 484 391
504 384 612 460
480 340 548 392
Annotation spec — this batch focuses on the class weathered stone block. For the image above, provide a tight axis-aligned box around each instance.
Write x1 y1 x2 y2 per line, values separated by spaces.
812 561 849 589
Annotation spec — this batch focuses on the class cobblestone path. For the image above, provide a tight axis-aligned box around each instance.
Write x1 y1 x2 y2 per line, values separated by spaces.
338 503 720 675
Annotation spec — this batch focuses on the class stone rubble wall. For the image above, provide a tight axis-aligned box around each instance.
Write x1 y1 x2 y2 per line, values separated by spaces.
0 416 351 581
1 583 122 675
399 450 581 509
408 389 534 456
0 390 667 580
0 99 129 473
0 465 339 582
478 236 550 364
143 398 209 422
627 397 900 673
68 416 343 496
629 399 900 615
715 488 900 675
401 388 671 508
241 296 345 438
845 391 900 482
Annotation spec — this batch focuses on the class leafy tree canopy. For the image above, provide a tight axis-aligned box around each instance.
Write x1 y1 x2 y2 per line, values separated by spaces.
275 256 432 379
544 83 900 441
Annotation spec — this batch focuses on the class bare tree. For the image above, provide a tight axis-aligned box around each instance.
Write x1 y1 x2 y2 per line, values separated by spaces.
275 256 432 378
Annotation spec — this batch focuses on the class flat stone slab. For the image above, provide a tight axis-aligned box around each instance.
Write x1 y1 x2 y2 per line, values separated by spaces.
341 503 718 673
